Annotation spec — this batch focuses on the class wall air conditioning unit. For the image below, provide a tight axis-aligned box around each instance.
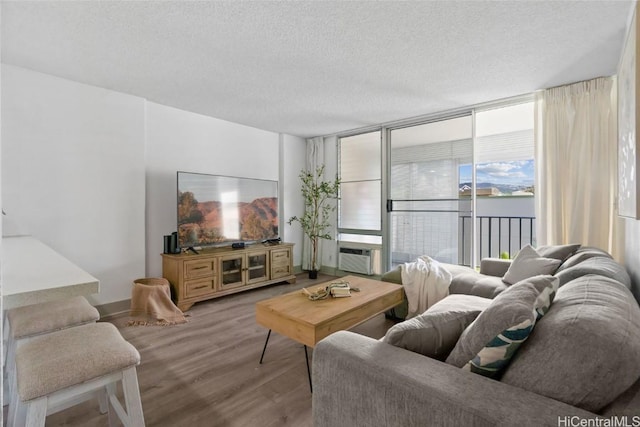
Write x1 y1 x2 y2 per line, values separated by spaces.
338 247 373 275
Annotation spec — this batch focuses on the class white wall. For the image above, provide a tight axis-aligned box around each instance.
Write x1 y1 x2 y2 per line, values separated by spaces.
1 65 146 306
2 65 308 306
280 133 306 267
624 218 640 303
145 102 282 277
322 135 339 269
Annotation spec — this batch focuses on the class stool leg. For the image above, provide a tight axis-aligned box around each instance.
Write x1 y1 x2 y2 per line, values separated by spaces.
122 367 145 426
105 383 117 427
10 395 29 427
8 360 20 427
25 397 47 427
3 313 9 365
98 385 109 414
6 333 17 405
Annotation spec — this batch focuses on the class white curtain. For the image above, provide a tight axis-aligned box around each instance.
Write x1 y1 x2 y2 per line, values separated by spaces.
534 77 623 259
302 137 324 270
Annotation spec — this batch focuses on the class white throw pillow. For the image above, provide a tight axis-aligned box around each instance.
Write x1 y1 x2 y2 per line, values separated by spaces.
502 245 561 285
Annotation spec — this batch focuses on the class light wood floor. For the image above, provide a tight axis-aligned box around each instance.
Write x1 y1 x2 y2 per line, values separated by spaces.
39 273 396 427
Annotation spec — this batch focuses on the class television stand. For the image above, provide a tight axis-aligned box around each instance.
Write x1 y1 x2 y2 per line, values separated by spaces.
186 246 199 255
161 242 296 311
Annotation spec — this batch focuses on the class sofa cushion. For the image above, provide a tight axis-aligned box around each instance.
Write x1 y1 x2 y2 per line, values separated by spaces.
381 266 402 285
381 263 475 286
500 275 640 413
445 275 557 378
536 243 581 261
479 258 512 277
449 273 507 299
555 256 631 288
382 263 478 320
502 245 561 285
600 377 640 417
381 295 491 361
556 246 612 272
439 263 477 277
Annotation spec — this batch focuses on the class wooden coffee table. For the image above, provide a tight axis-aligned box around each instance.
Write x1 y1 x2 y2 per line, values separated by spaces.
255 275 403 391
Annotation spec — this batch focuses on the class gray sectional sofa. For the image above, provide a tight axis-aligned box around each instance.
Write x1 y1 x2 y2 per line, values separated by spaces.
312 245 640 426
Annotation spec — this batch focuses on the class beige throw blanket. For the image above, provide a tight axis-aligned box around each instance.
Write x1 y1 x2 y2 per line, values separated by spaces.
401 256 452 319
128 278 188 326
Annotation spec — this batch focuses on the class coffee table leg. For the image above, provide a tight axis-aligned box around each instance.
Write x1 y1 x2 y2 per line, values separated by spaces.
259 329 271 364
304 345 312 393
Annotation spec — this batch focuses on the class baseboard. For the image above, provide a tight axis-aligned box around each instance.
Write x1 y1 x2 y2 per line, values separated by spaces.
333 268 382 280
96 299 131 320
320 266 339 276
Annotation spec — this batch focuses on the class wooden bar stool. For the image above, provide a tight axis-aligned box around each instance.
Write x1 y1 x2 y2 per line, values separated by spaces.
4 296 100 404
8 322 145 427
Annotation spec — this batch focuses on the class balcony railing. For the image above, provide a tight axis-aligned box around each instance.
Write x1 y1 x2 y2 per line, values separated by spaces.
460 215 536 266
389 197 535 268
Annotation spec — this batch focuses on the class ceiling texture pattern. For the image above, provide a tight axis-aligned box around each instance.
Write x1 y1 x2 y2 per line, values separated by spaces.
1 1 634 138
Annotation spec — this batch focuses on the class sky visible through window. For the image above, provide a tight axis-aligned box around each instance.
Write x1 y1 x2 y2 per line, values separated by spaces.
459 159 534 194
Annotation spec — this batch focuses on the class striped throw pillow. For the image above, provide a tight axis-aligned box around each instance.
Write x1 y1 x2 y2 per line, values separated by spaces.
464 318 534 378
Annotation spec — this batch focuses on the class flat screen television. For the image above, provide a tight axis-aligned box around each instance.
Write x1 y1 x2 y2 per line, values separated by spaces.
177 171 278 249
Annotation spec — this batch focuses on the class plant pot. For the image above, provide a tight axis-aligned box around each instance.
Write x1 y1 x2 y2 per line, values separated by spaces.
308 270 319 279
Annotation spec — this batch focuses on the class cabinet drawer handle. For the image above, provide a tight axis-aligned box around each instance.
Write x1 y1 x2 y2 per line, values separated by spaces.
192 266 208 270
193 285 209 290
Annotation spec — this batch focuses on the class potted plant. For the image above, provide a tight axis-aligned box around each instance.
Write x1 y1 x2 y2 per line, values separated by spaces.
288 165 340 279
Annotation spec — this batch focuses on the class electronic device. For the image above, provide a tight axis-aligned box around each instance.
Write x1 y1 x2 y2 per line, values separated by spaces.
176 171 279 250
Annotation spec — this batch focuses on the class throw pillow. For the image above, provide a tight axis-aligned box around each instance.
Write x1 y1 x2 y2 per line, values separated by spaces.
502 244 561 285
382 295 491 361
536 243 581 262
530 275 560 319
445 275 557 379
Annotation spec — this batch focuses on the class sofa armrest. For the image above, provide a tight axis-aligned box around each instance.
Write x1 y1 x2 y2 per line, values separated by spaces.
313 331 597 427
480 258 512 277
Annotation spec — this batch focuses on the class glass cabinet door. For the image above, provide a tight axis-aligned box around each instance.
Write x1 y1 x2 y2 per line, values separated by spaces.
247 251 268 284
221 254 244 289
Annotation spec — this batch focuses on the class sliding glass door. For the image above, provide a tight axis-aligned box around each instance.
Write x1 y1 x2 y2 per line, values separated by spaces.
388 116 473 267
337 98 534 272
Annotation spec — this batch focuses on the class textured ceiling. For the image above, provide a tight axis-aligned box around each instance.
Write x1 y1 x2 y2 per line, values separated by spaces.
1 1 634 138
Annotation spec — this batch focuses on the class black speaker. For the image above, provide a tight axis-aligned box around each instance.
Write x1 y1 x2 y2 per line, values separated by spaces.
163 235 172 254
232 242 245 249
170 232 180 254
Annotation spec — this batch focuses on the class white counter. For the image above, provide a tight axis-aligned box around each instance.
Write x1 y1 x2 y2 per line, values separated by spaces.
2 236 100 309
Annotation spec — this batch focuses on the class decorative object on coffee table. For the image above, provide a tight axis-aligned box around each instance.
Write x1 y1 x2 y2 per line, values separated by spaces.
288 165 340 279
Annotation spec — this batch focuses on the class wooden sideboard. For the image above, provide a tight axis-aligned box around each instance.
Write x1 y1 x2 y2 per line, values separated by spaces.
162 242 295 311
